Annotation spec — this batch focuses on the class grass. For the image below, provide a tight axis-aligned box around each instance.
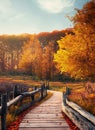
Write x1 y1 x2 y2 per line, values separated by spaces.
0 75 83 92
7 91 53 129
67 82 95 115
68 91 95 115
0 75 95 115
49 81 84 92
0 75 41 87
49 81 95 115
6 90 48 126
7 91 52 126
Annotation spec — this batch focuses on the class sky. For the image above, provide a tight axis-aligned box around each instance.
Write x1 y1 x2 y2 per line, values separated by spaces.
0 0 90 34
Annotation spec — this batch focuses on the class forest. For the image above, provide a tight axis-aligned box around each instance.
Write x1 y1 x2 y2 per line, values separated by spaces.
0 1 95 129
54 0 95 82
0 29 73 81
0 0 95 109
0 0 95 83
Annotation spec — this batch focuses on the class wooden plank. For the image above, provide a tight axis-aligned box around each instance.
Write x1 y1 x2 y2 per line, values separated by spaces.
19 122 68 127
25 113 63 117
19 91 70 130
22 119 65 122
27 111 61 114
19 128 69 130
24 115 63 119
62 101 95 130
22 119 66 123
66 99 95 125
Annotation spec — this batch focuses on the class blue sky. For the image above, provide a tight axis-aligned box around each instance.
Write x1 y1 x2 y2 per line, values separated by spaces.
0 0 90 34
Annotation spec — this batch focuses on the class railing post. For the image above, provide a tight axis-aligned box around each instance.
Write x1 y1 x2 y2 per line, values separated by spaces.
66 87 71 95
46 81 49 89
6 90 10 102
33 86 37 91
34 86 37 90
1 94 7 130
0 93 1 106
41 86 44 99
45 86 47 96
20 86 23 94
31 94 34 102
13 85 19 98
63 93 67 106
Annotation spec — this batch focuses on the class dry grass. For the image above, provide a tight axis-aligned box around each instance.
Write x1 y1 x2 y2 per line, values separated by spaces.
0 75 83 92
0 75 41 87
0 75 95 115
68 83 95 115
50 81 95 115
49 81 84 92
7 91 53 129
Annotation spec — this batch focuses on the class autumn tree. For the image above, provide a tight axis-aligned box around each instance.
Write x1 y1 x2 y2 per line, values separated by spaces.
6 34 30 71
0 34 29 72
54 0 95 81
36 30 74 80
42 41 58 80
73 0 95 31
0 41 7 71
19 35 43 78
37 29 72 47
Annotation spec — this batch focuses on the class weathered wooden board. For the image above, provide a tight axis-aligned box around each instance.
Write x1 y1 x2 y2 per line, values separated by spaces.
22 120 66 123
62 95 95 130
24 113 63 118
19 122 68 127
19 91 70 130
19 128 69 130
66 99 95 125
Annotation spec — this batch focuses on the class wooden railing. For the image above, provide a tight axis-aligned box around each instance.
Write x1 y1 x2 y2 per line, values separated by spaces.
0 84 47 130
62 87 95 130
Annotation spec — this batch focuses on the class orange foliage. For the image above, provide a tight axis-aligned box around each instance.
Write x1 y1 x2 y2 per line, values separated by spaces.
54 0 95 81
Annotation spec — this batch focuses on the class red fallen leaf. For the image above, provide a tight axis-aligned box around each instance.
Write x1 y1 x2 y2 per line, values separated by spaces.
7 100 79 130
7 105 36 130
62 112 80 130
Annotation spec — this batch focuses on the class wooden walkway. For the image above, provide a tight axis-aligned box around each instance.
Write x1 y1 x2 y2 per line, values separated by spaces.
19 91 70 130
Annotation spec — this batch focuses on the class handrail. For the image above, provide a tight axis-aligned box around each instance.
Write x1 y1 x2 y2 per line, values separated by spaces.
21 88 41 96
62 87 95 130
0 85 47 130
66 99 95 125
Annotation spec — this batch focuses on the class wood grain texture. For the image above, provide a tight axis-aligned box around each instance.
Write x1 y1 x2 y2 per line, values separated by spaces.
19 91 70 130
62 94 95 130
66 99 95 125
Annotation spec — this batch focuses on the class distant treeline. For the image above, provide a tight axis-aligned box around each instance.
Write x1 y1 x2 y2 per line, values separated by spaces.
0 29 73 81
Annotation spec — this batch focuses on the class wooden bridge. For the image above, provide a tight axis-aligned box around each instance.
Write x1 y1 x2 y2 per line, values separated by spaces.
19 91 70 130
1 84 95 130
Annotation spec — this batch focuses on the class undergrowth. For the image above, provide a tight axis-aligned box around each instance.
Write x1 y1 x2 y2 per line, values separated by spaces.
7 91 52 129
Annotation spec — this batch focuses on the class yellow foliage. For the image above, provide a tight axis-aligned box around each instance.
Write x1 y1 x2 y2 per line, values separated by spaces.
54 24 95 80
54 1 95 81
6 113 16 126
19 35 43 77
9 105 19 114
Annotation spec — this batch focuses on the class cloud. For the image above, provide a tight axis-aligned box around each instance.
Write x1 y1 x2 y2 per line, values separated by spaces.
36 0 75 13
